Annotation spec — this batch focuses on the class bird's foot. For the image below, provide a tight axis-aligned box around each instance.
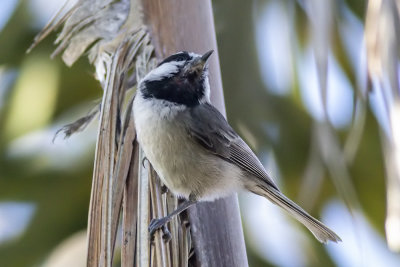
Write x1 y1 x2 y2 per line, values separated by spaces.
149 218 171 242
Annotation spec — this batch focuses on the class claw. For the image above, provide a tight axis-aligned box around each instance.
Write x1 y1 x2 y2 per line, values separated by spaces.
161 225 172 242
142 156 148 168
180 211 190 228
149 219 160 235
148 199 196 243
149 218 172 243
149 218 169 238
161 184 168 194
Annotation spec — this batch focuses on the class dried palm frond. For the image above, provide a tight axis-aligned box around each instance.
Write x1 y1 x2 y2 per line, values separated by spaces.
365 0 400 252
53 103 100 141
300 0 362 215
29 0 192 266
306 0 333 112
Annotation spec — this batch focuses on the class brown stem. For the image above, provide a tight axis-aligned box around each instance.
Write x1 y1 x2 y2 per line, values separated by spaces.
141 0 248 266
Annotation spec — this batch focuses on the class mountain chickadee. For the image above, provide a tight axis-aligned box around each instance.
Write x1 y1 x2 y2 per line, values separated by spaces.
133 50 341 243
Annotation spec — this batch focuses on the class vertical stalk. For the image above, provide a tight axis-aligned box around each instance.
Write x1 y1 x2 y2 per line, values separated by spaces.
141 0 248 265
137 148 150 266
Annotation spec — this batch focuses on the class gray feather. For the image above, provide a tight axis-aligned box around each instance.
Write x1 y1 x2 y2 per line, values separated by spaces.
180 103 279 191
254 185 342 243
180 103 341 243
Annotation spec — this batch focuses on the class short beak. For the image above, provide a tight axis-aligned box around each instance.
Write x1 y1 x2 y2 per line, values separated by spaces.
188 50 214 73
201 50 214 63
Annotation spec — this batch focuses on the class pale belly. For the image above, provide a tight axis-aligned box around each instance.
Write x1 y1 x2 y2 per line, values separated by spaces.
133 97 243 200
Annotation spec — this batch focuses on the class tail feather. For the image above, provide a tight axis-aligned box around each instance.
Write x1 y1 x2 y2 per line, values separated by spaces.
253 185 342 243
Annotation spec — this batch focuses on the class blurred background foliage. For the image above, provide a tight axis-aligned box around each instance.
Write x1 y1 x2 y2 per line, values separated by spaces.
0 0 399 266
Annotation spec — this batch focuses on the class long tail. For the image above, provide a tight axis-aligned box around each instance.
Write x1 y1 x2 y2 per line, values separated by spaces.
251 184 342 243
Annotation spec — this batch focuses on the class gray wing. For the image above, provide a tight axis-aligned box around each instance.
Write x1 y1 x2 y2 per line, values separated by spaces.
181 103 279 191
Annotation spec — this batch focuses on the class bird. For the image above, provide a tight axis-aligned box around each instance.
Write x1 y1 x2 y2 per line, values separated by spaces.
133 50 341 243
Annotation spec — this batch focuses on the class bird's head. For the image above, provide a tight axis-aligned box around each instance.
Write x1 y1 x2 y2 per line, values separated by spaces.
139 50 213 106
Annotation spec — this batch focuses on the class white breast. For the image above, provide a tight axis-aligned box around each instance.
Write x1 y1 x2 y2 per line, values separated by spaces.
133 91 244 201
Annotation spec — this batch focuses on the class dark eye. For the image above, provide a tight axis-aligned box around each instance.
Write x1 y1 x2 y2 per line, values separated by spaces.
175 55 187 62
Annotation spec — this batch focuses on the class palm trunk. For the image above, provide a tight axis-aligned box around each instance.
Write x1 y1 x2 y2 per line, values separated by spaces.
141 1 248 266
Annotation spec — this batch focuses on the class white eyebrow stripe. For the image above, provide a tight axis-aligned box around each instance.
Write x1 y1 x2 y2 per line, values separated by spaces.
143 61 182 81
188 52 200 58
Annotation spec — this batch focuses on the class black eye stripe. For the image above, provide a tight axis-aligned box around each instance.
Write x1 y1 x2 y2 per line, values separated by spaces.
158 52 192 66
